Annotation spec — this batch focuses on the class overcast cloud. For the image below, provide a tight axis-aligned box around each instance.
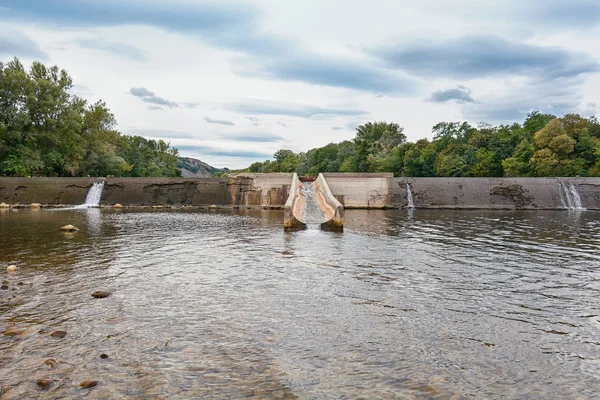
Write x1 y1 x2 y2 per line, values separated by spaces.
0 0 598 168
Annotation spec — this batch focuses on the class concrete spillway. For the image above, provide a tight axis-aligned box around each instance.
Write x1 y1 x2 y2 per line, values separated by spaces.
284 173 344 232
2 175 600 210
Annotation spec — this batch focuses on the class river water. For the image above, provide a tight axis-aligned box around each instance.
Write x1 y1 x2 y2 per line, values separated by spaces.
1 208 599 399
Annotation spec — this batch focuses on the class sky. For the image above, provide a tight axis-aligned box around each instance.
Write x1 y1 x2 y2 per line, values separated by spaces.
0 0 599 169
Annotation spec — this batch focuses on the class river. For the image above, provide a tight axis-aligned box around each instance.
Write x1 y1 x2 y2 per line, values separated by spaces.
1 208 599 399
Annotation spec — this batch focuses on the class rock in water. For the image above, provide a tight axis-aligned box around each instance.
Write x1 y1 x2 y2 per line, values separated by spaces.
113 203 123 208
0 203 9 208
100 353 109 359
80 380 98 389
44 359 57 368
51 330 67 339
37 379 53 389
1 285 8 290
30 203 42 209
209 204 218 209
6 265 17 273
60 225 79 232
92 291 111 299
2 327 25 337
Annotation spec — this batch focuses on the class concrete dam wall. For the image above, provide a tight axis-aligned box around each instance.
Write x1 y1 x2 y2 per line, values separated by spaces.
394 178 600 210
1 175 599 210
0 175 292 207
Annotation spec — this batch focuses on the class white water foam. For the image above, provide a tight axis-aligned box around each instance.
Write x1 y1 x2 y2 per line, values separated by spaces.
559 182 585 211
406 183 415 209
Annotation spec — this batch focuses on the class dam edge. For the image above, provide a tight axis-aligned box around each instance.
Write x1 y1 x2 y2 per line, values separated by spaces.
1 174 599 210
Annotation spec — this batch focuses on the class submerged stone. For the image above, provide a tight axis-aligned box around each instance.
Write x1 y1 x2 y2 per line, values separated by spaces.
92 291 111 299
17 326 39 338
1 285 8 290
113 203 123 208
100 353 109 359
44 359 57 368
80 380 98 389
60 224 79 232
6 265 17 273
2 327 25 337
51 330 67 339
37 378 53 389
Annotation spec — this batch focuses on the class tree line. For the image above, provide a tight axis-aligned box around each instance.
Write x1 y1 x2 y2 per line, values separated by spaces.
230 112 600 177
3 58 599 179
0 58 180 177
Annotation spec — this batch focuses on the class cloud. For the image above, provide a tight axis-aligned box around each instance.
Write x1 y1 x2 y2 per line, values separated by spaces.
461 77 587 122
525 0 600 27
1 0 258 35
177 145 271 158
226 133 284 143
129 87 179 108
1 0 419 94
125 128 196 139
427 86 475 104
244 54 417 94
372 35 599 80
0 28 47 59
74 37 147 61
227 100 369 118
204 117 235 126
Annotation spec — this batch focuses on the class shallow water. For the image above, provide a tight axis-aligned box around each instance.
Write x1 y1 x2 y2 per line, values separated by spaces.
1 208 600 399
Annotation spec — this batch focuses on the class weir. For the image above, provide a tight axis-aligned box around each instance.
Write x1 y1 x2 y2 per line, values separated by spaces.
79 181 105 208
406 183 415 209
2 175 600 210
559 181 585 210
284 173 344 232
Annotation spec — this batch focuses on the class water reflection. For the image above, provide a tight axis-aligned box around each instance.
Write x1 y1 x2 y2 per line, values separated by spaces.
1 209 600 399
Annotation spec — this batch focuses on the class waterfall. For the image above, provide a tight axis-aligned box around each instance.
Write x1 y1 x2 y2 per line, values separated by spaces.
406 183 415 209
79 181 105 208
302 182 324 229
559 182 585 210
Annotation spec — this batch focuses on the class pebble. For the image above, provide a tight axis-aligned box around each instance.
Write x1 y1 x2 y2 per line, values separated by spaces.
2 328 25 337
60 225 79 232
1 285 8 290
51 330 67 339
37 379 53 389
6 265 17 273
17 326 39 339
92 291 111 299
100 353 109 359
80 380 99 389
44 359 57 368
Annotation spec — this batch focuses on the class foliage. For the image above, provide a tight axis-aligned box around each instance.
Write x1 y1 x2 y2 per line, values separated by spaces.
0 58 180 177
236 112 600 178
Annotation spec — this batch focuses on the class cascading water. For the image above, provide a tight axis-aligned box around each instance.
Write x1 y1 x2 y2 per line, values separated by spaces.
559 182 585 211
302 182 324 230
406 183 415 209
78 181 105 208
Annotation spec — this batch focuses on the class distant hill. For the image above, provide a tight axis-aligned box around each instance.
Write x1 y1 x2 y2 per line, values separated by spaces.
177 157 228 178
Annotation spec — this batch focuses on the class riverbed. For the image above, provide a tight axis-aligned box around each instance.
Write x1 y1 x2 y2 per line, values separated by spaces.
1 208 599 399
